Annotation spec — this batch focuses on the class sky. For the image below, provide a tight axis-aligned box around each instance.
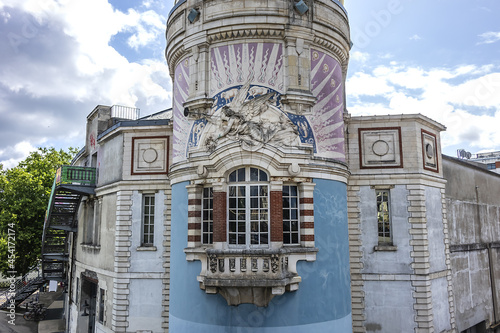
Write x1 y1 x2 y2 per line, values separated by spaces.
0 0 499 168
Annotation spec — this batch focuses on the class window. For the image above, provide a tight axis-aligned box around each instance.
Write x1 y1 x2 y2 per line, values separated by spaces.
202 187 213 244
142 194 155 246
376 190 392 244
228 167 269 247
83 198 100 246
98 288 105 324
487 163 495 170
283 185 299 244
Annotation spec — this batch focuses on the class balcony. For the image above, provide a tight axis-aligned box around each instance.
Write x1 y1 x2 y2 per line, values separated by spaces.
185 247 317 306
41 166 96 281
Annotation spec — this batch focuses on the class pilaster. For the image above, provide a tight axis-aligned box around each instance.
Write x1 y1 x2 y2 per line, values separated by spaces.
347 184 366 333
112 190 132 332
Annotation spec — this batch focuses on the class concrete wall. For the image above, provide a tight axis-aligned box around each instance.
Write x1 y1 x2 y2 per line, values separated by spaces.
359 185 412 275
130 190 165 273
444 156 500 331
425 186 447 273
98 135 124 186
128 279 163 332
364 280 416 333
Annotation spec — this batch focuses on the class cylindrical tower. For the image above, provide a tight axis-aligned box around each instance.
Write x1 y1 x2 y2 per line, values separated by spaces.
166 0 351 331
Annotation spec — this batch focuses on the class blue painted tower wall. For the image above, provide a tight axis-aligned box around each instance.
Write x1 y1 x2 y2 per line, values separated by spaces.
170 179 352 332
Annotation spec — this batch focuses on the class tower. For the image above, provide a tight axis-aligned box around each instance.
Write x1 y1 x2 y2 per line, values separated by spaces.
166 0 352 331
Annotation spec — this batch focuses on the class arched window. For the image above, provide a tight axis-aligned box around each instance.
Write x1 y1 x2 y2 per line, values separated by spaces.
228 167 269 247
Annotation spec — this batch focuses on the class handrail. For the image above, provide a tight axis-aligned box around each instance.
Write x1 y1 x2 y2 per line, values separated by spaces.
0 264 42 308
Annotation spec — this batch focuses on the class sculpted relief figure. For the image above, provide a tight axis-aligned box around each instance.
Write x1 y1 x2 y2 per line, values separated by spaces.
204 82 301 152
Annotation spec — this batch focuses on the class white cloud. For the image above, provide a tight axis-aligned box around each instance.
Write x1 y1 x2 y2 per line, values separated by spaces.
350 51 370 63
409 34 421 40
0 141 38 169
478 31 500 45
347 64 500 152
0 0 172 168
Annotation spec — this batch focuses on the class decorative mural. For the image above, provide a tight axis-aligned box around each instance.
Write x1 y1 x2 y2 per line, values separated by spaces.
172 58 190 163
173 45 346 161
210 43 285 96
310 49 345 161
202 82 303 152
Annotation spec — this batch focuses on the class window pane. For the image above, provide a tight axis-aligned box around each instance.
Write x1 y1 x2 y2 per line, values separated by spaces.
251 221 258 232
238 186 246 196
260 198 268 208
283 221 290 232
283 186 290 196
250 168 259 181
283 234 290 244
250 186 258 196
238 234 246 244
260 233 268 244
260 222 268 232
229 170 237 182
238 198 246 208
260 170 267 181
283 197 290 208
291 233 299 244
260 186 267 196
251 198 258 208
238 168 245 182
229 198 236 208
229 234 236 244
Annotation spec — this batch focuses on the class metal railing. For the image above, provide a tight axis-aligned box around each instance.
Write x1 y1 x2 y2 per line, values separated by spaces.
0 264 42 308
56 166 97 186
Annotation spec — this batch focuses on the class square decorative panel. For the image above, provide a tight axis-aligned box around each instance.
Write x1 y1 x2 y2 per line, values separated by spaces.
359 127 403 169
421 130 439 173
132 136 169 175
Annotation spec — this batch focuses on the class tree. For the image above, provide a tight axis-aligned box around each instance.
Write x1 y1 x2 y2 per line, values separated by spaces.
0 147 78 276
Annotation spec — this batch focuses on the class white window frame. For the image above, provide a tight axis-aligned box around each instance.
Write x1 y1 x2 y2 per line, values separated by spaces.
202 187 214 245
227 167 269 249
283 184 300 245
376 189 392 245
142 194 155 246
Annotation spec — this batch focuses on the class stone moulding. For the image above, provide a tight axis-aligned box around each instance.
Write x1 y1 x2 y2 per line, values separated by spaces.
184 247 318 306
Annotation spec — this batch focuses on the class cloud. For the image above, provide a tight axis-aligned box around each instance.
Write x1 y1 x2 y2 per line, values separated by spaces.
350 51 370 63
0 0 172 168
478 31 500 45
347 63 500 152
409 34 421 41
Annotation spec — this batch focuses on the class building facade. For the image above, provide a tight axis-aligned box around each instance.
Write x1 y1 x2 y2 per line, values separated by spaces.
39 0 500 332
166 0 352 331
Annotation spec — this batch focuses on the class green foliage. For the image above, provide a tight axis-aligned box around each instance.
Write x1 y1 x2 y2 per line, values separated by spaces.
0 147 77 276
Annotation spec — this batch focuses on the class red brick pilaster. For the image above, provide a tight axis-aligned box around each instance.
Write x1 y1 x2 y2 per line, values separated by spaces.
213 191 227 243
270 191 283 242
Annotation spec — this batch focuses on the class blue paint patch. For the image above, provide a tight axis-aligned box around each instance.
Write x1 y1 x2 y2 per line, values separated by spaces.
187 118 208 149
286 113 316 152
170 180 351 332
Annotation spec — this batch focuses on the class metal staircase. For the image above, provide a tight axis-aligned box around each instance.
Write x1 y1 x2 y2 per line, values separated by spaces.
0 265 46 309
41 166 96 282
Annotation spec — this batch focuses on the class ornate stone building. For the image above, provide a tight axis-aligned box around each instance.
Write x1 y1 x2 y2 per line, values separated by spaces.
166 0 352 331
39 0 500 332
